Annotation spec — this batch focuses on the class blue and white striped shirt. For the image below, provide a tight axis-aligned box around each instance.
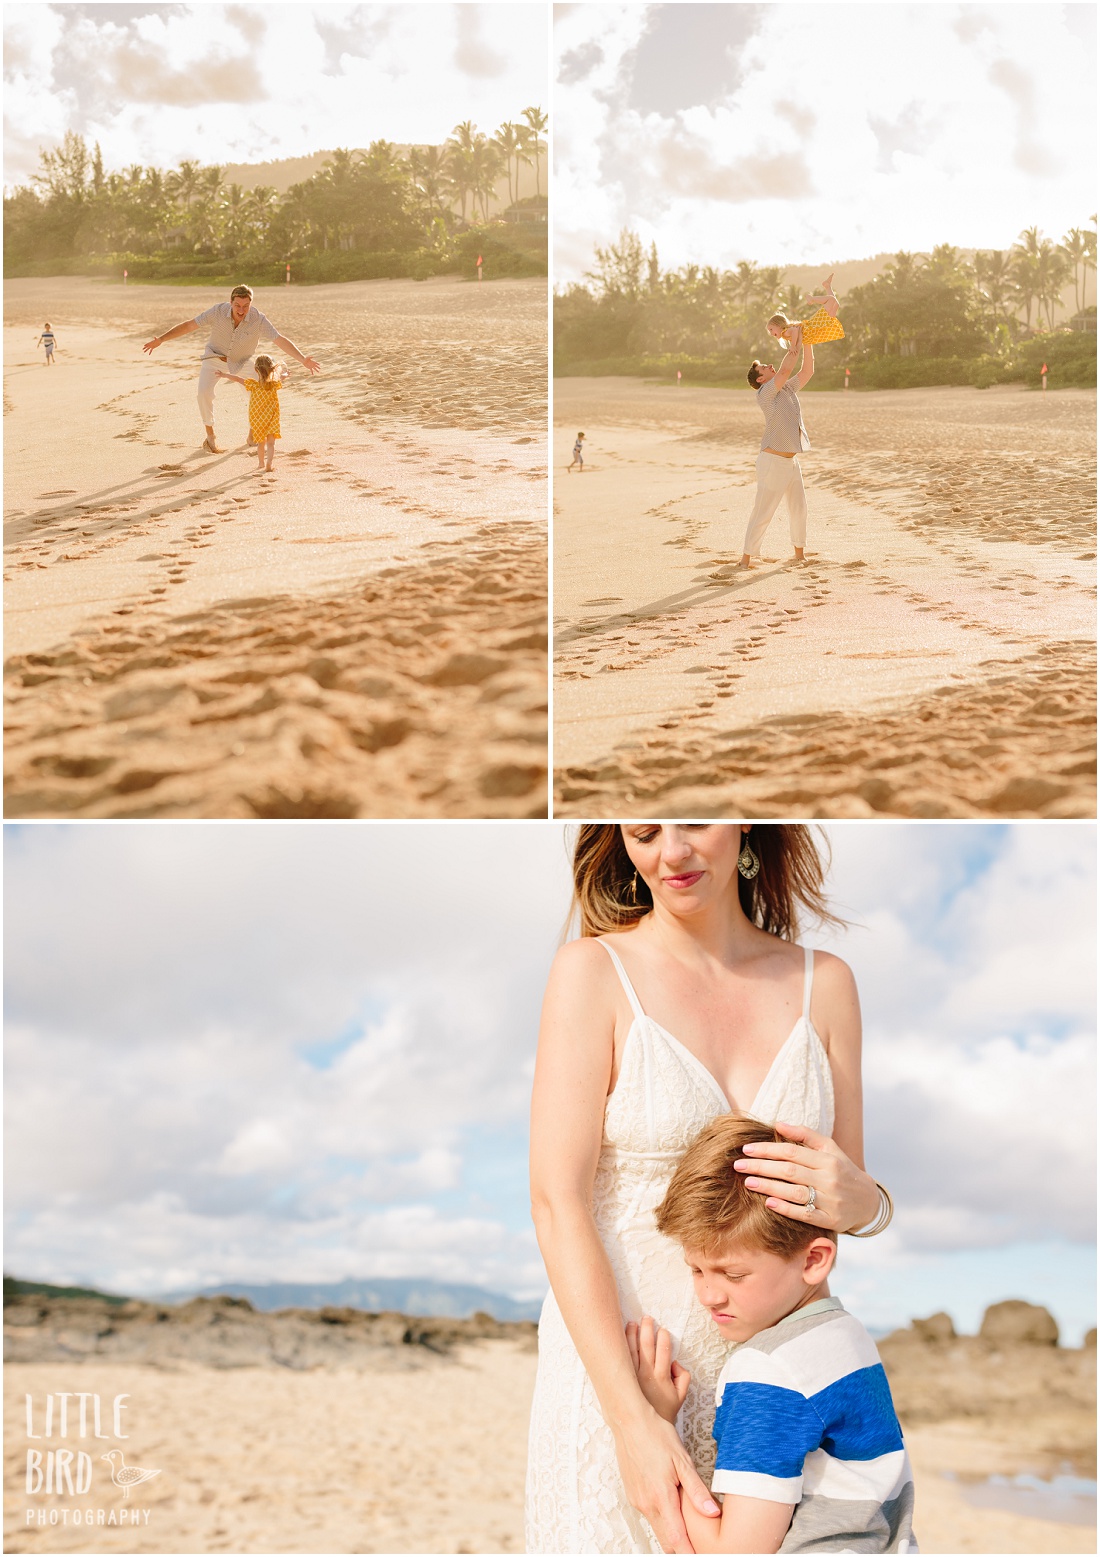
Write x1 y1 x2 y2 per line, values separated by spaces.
712 1297 916 1553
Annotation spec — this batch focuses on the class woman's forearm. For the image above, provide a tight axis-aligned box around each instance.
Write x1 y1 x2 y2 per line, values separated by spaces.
532 1194 653 1431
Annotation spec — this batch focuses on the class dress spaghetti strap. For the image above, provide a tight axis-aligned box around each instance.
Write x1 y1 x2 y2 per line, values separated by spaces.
597 940 646 1024
802 945 814 1023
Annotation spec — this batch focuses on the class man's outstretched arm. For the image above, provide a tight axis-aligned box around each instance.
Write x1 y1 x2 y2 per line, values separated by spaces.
143 319 199 354
772 340 801 391
796 341 815 389
271 331 320 374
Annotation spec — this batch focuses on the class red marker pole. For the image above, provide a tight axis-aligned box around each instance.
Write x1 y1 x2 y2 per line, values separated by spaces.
844 366 850 390
286 263 291 285
123 268 128 286
477 253 483 283
676 368 682 385
1041 362 1047 392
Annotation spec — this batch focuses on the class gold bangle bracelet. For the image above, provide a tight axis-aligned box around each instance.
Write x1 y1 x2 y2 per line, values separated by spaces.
845 1182 894 1238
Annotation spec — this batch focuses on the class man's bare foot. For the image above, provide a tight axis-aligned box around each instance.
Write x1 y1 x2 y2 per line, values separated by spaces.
739 554 753 569
264 463 274 472
793 548 806 564
202 435 221 453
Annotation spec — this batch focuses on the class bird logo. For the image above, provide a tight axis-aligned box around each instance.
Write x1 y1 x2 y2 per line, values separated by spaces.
101 1449 162 1498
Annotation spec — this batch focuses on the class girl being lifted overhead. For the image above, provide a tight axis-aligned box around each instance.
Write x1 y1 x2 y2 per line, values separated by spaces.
766 273 845 353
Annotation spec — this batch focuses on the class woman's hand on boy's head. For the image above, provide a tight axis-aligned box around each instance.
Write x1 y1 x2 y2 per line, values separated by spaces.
626 1316 691 1424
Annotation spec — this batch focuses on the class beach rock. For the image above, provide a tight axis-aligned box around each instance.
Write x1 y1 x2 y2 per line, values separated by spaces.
1083 1328 1096 1348
979 1299 1059 1346
910 1311 956 1342
4 1290 538 1369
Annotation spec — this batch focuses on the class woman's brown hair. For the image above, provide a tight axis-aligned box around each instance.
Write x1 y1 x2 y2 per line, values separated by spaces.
569 824 840 941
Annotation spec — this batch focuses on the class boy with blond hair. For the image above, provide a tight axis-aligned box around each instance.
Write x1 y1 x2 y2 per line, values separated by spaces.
628 1114 916 1554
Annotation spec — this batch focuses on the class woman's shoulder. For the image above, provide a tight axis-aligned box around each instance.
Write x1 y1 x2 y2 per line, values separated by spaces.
548 931 640 993
809 947 857 994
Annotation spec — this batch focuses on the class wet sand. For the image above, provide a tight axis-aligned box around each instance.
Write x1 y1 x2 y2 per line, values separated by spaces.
553 379 1095 818
4 277 547 818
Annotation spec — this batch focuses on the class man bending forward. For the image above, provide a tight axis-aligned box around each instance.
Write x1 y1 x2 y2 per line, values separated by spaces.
143 284 320 452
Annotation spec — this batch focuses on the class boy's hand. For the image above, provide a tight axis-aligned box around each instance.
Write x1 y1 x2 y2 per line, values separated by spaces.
626 1316 691 1424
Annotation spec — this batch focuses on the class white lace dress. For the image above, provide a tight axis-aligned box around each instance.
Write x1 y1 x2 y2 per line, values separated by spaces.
525 941 835 1554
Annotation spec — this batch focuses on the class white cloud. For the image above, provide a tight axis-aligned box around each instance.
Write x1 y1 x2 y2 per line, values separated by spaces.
3 4 547 186
554 3 1095 280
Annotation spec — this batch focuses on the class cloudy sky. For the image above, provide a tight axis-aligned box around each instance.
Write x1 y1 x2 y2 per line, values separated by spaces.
3 3 547 187
554 3 1097 281
4 822 1095 1341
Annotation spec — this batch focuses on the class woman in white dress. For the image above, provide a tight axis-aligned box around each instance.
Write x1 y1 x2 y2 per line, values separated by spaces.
526 823 888 1554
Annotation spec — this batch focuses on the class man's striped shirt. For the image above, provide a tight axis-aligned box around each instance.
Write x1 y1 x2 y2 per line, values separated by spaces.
712 1297 917 1553
756 374 810 453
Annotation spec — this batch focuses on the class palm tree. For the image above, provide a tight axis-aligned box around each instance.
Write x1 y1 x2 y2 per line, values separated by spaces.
973 249 1014 332
1060 228 1089 317
1010 230 1046 331
521 105 548 197
470 137 505 221
778 282 803 320
408 144 449 220
1084 220 1097 310
731 260 759 315
492 122 523 207
755 265 783 313
1034 239 1073 329
167 159 202 214
444 137 474 222
220 183 249 253
245 185 279 245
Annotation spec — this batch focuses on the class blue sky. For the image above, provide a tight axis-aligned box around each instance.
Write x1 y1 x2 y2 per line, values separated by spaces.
4 821 1095 1341
554 3 1097 280
4 3 547 186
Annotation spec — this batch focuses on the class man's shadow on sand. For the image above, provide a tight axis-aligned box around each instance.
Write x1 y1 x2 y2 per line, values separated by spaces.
555 565 790 649
4 449 265 548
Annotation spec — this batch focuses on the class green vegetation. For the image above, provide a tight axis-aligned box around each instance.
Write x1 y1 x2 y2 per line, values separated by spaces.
4 1275 129 1306
4 109 548 285
555 226 1096 389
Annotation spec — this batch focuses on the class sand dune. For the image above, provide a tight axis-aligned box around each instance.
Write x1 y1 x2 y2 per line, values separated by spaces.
4 277 547 818
553 379 1095 818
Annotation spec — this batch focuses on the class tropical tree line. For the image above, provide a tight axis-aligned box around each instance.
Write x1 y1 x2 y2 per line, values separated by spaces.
4 108 548 273
555 223 1096 370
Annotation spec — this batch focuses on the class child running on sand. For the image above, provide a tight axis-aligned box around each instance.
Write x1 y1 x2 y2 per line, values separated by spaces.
630 1112 915 1555
567 432 586 473
767 273 844 353
215 354 289 471
34 324 58 365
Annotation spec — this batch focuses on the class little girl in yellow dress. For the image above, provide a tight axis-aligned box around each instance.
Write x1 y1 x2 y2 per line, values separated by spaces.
215 354 290 471
767 272 845 351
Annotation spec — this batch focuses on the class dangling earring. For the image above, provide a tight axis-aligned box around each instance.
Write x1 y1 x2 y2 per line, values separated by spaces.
737 837 760 880
630 871 639 903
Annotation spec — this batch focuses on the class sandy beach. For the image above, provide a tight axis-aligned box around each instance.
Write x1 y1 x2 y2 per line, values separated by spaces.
4 1293 1094 1555
553 379 1095 818
4 277 547 818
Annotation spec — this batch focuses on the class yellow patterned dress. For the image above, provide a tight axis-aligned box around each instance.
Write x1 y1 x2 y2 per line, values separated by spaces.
797 306 845 345
244 376 282 440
